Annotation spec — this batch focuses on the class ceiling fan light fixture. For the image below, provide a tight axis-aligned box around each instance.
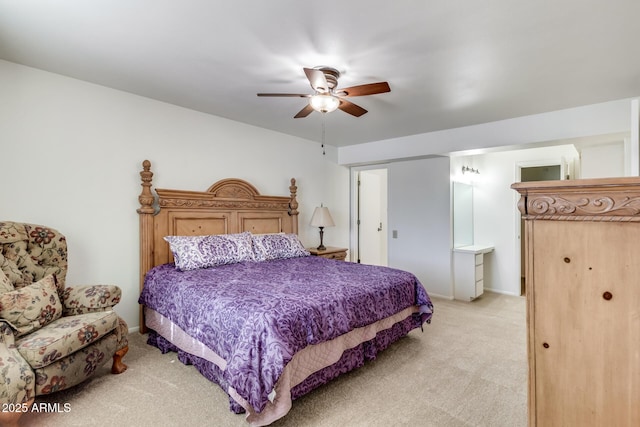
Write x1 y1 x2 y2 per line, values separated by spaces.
309 94 340 113
258 66 389 118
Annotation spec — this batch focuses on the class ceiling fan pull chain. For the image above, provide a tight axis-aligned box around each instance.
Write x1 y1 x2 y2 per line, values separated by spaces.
321 116 326 156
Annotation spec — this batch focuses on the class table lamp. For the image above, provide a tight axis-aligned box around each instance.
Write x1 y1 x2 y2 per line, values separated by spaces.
309 206 335 250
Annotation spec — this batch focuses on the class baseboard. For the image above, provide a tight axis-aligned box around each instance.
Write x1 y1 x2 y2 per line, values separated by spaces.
484 288 522 297
128 326 140 334
428 292 454 300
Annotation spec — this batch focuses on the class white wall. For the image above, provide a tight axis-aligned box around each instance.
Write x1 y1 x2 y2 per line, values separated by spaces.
447 138 632 298
3 58 636 324
343 98 637 302
466 145 580 296
580 141 626 178
387 157 452 298
338 99 634 165
0 60 349 331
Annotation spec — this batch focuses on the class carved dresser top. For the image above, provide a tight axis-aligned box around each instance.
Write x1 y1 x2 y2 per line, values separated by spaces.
511 177 640 222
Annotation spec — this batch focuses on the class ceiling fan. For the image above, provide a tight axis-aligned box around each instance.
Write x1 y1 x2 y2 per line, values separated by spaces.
257 66 390 118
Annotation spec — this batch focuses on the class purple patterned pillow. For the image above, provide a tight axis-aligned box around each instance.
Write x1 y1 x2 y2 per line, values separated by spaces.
164 232 254 271
251 233 310 261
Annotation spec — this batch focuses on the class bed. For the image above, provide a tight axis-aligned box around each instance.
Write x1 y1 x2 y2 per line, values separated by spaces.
136 160 434 426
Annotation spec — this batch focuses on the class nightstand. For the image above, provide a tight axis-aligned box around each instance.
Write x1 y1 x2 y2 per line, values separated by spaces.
307 246 348 261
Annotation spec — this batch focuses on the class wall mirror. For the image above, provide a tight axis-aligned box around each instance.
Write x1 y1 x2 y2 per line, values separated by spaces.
453 182 473 248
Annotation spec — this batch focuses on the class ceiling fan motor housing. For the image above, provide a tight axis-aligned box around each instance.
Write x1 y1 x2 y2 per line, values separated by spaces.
314 66 340 92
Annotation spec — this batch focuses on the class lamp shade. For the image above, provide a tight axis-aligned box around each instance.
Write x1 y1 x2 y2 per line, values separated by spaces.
310 206 335 228
309 95 340 113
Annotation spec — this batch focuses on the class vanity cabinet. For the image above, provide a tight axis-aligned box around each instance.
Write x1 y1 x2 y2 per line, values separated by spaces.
453 245 494 301
512 178 640 427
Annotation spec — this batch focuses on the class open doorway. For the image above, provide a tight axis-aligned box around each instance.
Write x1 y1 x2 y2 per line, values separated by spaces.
517 162 564 295
354 169 388 266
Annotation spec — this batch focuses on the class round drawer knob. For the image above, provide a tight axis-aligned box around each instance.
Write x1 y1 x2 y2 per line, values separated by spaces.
603 291 613 301
543 343 550 349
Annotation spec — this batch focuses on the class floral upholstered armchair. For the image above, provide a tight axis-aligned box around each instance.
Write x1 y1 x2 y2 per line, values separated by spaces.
0 221 128 426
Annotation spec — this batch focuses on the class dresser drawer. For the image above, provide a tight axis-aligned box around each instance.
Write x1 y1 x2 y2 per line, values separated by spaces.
307 247 348 261
324 251 347 261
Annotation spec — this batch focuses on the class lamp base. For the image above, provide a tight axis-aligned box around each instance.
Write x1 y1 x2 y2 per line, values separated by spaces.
316 227 325 251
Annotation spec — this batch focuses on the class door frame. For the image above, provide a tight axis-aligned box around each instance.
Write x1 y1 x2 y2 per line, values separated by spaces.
514 158 567 295
350 164 389 264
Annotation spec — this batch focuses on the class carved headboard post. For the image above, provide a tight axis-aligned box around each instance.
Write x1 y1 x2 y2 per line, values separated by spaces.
137 160 155 333
289 178 299 234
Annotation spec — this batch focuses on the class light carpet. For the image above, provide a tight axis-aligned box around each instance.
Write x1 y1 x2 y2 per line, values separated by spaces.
20 292 527 427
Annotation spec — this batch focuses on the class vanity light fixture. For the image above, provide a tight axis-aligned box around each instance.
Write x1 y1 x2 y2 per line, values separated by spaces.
462 166 480 175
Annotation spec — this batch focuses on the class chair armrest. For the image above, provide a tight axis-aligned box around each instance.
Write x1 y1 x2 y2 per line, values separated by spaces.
0 321 35 405
62 285 122 316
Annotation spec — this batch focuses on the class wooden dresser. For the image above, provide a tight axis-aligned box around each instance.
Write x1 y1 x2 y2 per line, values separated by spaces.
512 178 640 427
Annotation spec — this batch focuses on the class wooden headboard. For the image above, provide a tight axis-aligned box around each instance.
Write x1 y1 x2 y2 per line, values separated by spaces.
136 159 299 329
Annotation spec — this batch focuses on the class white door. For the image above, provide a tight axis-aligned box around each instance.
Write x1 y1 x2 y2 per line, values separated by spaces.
358 169 388 266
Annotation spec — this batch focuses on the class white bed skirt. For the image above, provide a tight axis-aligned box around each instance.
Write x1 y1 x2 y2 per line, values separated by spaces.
145 305 419 426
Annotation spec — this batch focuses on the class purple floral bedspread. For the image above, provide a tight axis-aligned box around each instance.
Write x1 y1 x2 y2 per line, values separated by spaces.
139 256 433 414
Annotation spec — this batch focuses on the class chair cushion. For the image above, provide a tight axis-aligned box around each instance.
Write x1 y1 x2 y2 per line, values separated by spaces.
0 221 68 289
15 310 118 369
0 322 35 404
0 221 29 244
0 274 62 336
0 243 29 288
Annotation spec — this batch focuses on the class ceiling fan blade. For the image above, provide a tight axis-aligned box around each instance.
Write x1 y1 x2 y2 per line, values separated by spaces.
335 82 390 97
294 104 314 118
303 67 329 93
338 99 367 117
257 93 311 97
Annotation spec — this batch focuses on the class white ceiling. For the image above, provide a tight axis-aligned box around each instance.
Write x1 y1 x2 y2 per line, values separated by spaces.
1 1 639 147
